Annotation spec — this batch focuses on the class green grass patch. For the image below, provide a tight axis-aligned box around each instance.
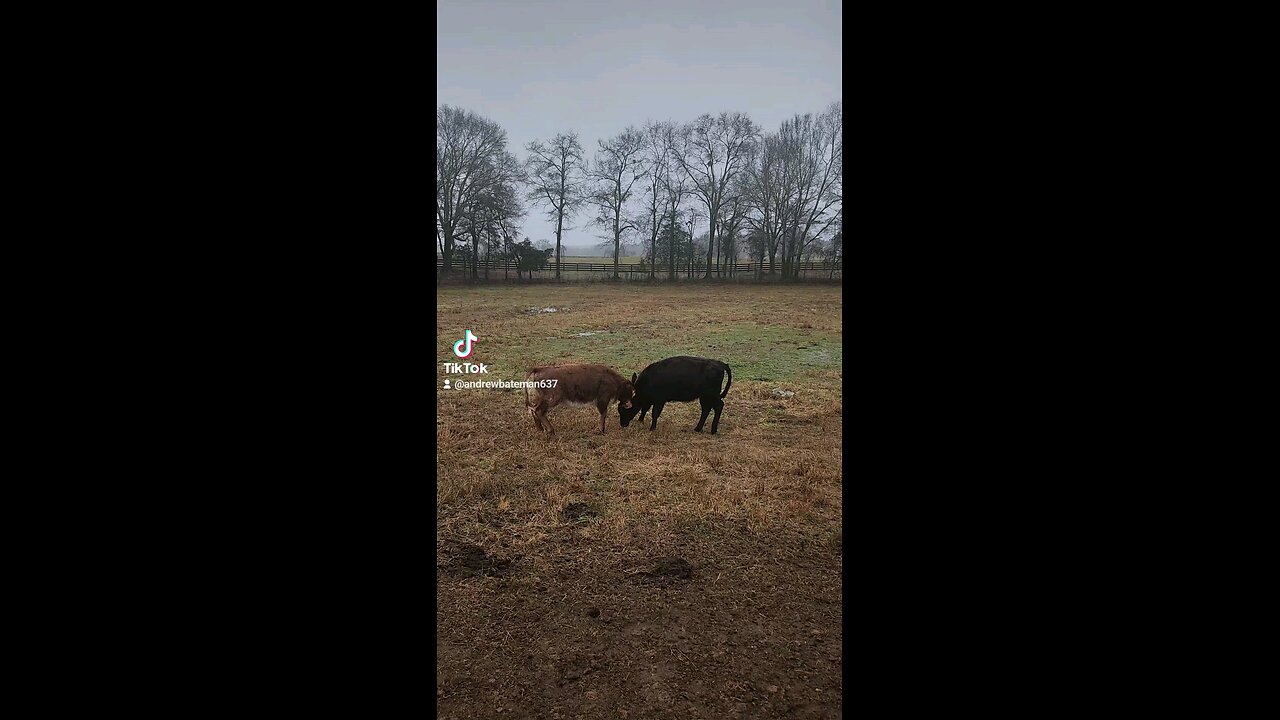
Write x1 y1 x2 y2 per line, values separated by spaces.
520 323 840 381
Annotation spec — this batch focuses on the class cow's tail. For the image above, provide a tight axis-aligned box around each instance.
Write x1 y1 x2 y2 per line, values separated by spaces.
721 363 732 398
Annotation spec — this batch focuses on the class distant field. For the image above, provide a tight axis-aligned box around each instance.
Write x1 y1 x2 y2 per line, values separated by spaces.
559 255 645 264
436 283 842 718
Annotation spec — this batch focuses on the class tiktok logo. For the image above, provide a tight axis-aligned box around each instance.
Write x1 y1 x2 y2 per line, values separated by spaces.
453 329 478 358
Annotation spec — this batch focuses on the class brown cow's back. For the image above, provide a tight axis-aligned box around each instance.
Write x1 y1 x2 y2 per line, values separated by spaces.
524 363 635 435
526 363 628 404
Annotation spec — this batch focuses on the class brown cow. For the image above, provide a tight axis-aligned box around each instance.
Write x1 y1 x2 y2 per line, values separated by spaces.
524 363 636 435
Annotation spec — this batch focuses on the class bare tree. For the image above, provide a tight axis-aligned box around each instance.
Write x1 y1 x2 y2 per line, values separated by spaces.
436 106 515 276
717 191 747 277
457 150 521 281
652 122 690 280
629 211 655 278
824 213 843 278
744 229 768 279
673 113 760 279
502 234 514 280
638 120 673 279
525 133 586 280
780 103 842 279
741 132 796 277
687 211 699 278
588 128 645 280
776 117 806 278
472 157 523 281
499 212 523 278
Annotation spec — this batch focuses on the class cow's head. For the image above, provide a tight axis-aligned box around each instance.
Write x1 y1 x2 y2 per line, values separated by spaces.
617 379 636 407
619 373 643 427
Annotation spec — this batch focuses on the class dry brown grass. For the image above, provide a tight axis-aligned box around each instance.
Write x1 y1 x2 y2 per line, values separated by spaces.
437 284 842 719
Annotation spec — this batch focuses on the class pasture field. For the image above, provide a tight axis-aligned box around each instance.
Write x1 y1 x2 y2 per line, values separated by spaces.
558 255 646 263
436 284 843 719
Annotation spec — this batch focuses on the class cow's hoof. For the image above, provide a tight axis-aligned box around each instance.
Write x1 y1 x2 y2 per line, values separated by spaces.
694 427 703 433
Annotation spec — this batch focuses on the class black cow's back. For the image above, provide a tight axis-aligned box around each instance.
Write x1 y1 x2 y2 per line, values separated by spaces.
637 356 728 402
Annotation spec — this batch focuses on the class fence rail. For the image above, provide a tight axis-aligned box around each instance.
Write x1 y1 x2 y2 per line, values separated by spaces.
435 259 841 274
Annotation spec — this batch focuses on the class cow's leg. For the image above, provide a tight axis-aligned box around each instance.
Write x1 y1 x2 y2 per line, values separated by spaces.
527 392 544 431
537 402 556 435
649 401 665 430
694 397 712 432
529 392 550 430
637 404 649 422
710 398 724 434
597 399 609 435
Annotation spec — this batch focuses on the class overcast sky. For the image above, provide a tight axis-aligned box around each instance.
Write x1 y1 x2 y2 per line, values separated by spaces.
437 0 841 255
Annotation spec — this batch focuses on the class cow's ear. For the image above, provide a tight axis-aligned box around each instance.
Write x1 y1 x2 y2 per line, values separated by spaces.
632 373 638 383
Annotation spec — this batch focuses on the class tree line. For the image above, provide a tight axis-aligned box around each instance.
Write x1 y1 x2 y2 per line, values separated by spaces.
436 102 842 281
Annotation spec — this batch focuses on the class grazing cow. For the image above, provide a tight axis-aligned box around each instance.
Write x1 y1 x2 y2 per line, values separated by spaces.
617 356 732 434
524 363 636 435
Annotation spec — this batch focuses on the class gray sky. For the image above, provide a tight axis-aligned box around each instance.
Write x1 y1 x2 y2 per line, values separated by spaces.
437 0 841 255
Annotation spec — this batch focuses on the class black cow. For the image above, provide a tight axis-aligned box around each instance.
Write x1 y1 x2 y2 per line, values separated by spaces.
618 356 732 433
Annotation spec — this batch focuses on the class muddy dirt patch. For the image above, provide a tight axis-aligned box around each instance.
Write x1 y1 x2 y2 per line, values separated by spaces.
629 556 693 582
561 502 600 523
439 541 512 577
